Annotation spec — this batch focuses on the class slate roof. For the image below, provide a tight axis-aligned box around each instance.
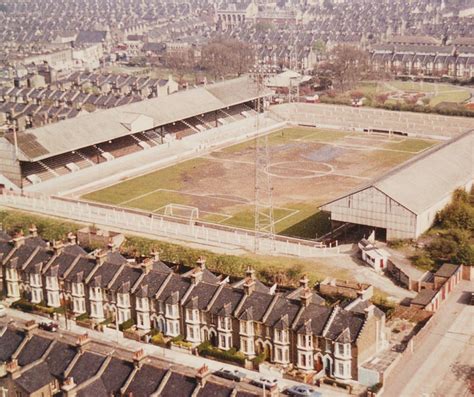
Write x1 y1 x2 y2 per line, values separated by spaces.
64 256 96 282
184 282 220 310
325 309 365 343
15 362 54 393
78 357 134 397
90 262 122 288
0 327 26 362
156 274 191 302
124 364 167 396
264 296 300 328
109 266 142 292
160 372 197 397
17 335 53 366
237 291 274 321
68 352 107 385
197 382 233 397
209 285 244 315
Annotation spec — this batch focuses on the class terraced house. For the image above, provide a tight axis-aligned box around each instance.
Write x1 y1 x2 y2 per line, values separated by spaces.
0 323 264 397
0 229 388 382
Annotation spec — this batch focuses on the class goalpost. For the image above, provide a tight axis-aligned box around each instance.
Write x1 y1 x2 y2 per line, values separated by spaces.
163 203 199 221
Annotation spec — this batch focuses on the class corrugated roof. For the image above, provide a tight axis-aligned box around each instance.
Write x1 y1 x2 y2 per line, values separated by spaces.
9 77 267 162
322 130 473 215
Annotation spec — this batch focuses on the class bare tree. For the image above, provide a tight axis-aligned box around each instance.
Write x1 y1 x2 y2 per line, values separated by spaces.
316 44 369 91
200 39 254 79
163 49 195 84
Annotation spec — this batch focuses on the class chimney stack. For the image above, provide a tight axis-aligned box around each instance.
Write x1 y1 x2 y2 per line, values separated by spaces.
29 224 38 237
95 250 107 266
132 349 146 369
300 287 313 307
151 250 160 261
196 256 206 270
67 232 77 245
75 333 90 353
52 240 65 255
61 376 76 394
6 359 20 379
299 274 309 289
12 230 25 248
141 258 153 274
196 364 210 386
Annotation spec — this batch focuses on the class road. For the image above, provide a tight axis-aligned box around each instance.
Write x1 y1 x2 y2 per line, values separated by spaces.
383 280 474 397
1 307 348 397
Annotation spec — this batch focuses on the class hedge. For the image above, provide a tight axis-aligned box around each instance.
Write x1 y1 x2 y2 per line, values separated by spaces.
119 318 135 331
197 341 246 365
11 299 55 315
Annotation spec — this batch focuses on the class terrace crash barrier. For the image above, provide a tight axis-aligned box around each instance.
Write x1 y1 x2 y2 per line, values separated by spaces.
0 189 340 258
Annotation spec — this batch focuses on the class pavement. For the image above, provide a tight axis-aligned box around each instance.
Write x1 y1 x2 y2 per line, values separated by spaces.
382 280 474 397
1 307 349 397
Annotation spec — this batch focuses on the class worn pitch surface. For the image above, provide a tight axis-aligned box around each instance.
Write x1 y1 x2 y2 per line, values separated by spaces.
82 127 438 238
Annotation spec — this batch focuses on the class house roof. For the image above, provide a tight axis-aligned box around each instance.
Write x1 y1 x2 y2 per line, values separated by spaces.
434 263 460 278
411 288 438 306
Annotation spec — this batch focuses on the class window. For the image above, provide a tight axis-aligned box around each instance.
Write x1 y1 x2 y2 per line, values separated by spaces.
118 293 130 307
32 288 43 304
166 304 177 318
338 363 344 376
137 297 149 311
218 316 231 331
30 273 41 287
240 320 251 335
46 276 58 290
73 283 84 296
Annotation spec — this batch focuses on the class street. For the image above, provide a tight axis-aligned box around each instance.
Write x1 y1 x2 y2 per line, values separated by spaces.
1 307 348 397
383 280 474 397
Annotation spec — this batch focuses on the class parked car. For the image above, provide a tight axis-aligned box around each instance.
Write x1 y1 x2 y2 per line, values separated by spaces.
285 384 322 396
250 376 279 390
39 321 59 332
0 304 6 318
213 368 246 382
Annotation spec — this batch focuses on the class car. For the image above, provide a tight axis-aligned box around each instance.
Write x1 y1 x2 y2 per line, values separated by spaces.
38 321 59 332
250 376 279 390
0 304 6 318
285 384 322 397
213 368 246 382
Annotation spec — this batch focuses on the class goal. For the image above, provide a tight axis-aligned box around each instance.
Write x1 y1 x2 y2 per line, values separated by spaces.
163 203 199 221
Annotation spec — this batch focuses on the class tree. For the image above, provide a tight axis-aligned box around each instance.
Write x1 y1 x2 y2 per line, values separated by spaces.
163 50 195 84
316 44 369 92
436 188 474 231
200 39 254 79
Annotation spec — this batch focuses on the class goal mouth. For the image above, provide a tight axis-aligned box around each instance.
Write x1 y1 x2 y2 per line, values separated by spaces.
160 203 200 221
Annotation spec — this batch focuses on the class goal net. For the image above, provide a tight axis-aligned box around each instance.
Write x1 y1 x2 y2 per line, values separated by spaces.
163 203 199 221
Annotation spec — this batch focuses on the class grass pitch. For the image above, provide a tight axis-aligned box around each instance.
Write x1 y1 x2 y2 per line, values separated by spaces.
82 127 438 239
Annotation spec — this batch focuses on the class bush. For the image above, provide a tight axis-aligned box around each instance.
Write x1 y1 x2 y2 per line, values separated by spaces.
252 352 266 366
411 252 435 271
151 332 166 345
11 299 55 315
197 341 246 365
76 312 90 321
119 318 135 331
11 299 35 313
